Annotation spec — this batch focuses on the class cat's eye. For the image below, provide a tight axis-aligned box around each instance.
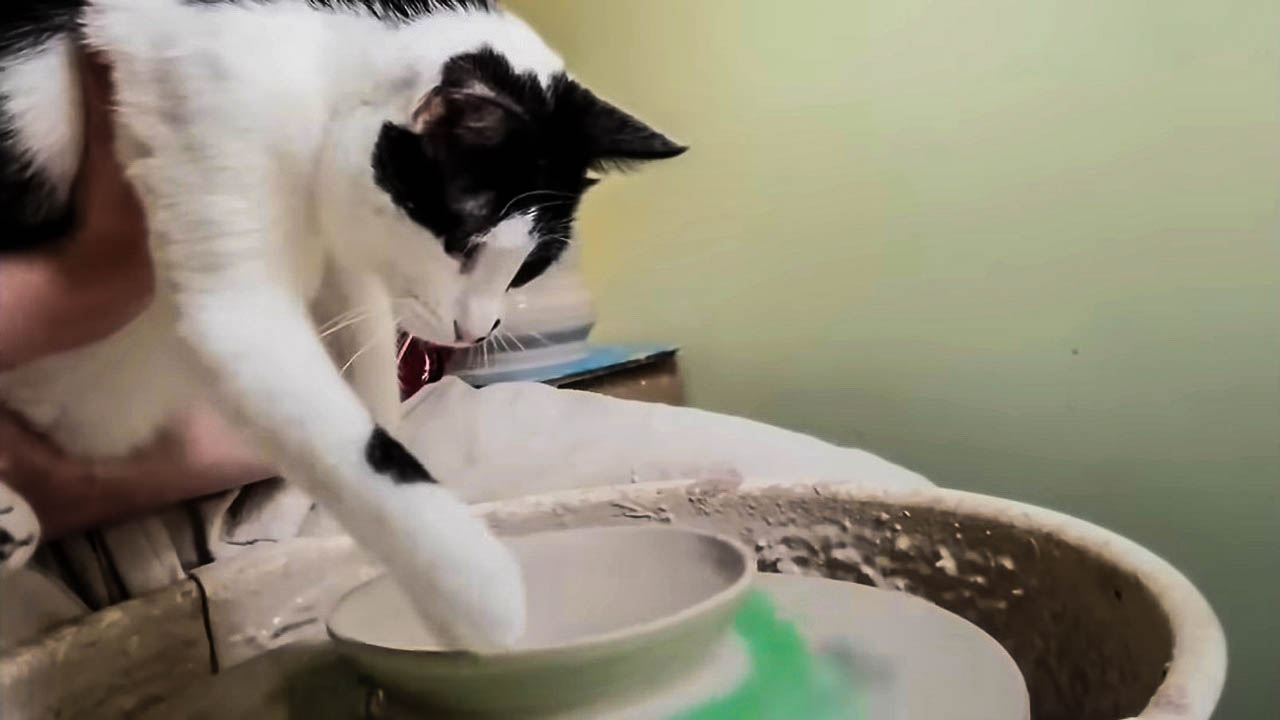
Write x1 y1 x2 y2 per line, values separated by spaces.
583 176 601 190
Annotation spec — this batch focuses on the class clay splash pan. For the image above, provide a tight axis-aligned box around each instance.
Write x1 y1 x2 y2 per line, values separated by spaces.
327 526 754 714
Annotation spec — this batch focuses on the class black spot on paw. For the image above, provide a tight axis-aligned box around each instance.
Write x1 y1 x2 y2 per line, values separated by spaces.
0 528 35 562
365 426 435 484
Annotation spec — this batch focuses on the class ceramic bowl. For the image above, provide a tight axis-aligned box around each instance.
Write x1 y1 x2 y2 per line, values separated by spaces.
327 526 754 715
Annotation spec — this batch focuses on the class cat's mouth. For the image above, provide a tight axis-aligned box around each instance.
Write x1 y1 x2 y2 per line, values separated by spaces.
396 333 455 396
396 297 504 350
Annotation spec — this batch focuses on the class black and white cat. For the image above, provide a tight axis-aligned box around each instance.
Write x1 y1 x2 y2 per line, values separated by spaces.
0 0 683 647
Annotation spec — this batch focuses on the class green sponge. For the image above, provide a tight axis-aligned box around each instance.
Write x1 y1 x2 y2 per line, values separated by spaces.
672 591 864 720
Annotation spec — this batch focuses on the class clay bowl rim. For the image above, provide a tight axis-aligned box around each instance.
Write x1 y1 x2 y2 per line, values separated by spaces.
325 525 756 665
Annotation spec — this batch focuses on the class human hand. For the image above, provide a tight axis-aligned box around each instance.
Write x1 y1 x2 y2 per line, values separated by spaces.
0 403 273 540
0 50 151 369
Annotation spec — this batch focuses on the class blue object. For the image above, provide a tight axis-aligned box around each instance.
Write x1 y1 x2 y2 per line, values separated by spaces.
457 343 677 387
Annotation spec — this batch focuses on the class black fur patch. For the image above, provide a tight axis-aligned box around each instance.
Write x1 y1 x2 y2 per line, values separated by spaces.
0 527 35 562
0 2 80 58
0 1 82 253
365 425 436 483
372 48 685 289
187 0 494 22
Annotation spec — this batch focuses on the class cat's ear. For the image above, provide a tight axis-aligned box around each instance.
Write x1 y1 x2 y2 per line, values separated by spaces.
582 94 687 172
411 85 523 147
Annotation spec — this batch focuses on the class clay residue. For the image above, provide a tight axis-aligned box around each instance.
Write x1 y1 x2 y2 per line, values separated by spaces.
610 501 673 523
685 469 744 498
1147 685 1192 715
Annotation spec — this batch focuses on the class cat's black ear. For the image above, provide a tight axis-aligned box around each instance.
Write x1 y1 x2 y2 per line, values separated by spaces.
582 94 687 171
412 85 523 148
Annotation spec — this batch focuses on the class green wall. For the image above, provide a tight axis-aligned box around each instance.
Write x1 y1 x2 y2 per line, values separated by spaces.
506 1 1279 715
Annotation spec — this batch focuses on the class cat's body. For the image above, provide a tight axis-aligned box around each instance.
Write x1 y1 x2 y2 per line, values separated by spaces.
0 0 682 646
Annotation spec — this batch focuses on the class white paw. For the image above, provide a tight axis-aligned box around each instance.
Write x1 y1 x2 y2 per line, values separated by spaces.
0 483 40 576
374 484 526 649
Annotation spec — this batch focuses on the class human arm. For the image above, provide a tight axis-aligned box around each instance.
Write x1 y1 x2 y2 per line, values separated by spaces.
0 52 151 370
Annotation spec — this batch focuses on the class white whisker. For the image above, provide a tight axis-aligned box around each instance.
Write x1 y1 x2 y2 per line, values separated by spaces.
340 337 378 375
498 190 576 218
319 313 370 339
317 305 371 334
503 331 526 353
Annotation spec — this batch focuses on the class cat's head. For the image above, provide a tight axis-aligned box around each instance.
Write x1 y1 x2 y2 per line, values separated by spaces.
329 42 683 347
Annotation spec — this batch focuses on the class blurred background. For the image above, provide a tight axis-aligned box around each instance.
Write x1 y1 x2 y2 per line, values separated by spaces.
507 1 1277 716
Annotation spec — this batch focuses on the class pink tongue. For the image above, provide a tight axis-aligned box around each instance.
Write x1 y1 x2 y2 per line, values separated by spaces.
396 334 455 400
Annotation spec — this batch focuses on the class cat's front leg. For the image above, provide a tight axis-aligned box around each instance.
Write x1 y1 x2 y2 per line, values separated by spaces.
182 283 524 648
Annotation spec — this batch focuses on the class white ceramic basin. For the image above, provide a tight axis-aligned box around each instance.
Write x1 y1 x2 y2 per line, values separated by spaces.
327 526 753 714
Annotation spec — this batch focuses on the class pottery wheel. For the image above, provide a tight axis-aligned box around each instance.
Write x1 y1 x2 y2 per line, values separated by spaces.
140 574 1029 719
562 574 1030 720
